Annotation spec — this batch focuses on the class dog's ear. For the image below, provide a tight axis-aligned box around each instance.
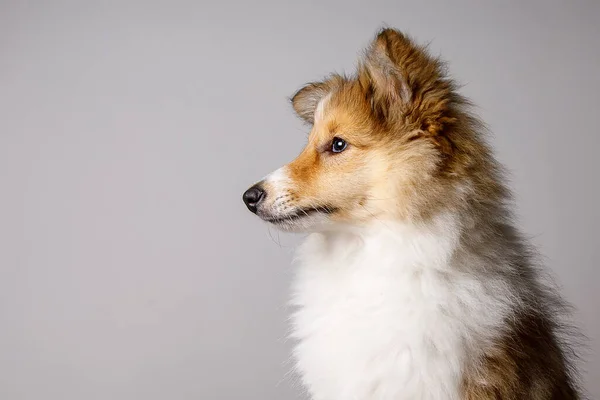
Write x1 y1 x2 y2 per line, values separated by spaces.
364 29 412 102
359 28 453 134
290 78 339 125
361 28 413 105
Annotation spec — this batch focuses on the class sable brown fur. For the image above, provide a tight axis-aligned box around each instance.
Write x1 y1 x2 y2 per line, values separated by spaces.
288 28 581 399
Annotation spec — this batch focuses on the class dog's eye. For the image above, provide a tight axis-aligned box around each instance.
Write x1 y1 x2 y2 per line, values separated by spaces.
331 137 347 153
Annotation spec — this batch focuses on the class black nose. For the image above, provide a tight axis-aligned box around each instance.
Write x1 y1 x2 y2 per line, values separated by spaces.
243 185 265 214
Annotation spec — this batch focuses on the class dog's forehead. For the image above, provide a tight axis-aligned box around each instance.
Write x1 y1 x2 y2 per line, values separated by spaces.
312 104 376 143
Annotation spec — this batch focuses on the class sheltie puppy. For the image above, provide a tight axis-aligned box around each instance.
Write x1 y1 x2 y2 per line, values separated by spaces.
243 28 580 400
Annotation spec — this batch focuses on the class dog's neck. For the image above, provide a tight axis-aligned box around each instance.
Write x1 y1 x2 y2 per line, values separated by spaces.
299 212 462 273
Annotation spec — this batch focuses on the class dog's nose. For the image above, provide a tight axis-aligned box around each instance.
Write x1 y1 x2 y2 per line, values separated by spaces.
243 185 265 214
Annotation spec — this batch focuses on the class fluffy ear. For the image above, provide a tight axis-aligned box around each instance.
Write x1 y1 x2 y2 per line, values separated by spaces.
362 28 413 104
360 28 453 134
290 79 338 124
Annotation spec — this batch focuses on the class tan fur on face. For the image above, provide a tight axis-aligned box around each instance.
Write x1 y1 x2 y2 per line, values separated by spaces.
285 30 503 225
287 80 381 222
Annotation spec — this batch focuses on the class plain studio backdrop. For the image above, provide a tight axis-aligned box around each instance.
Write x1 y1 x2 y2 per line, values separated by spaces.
1 1 599 399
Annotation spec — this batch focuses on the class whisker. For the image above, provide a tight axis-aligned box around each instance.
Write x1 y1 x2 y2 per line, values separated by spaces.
359 202 396 236
267 226 282 248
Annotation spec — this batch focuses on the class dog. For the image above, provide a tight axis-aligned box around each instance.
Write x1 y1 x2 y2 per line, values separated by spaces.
243 28 580 400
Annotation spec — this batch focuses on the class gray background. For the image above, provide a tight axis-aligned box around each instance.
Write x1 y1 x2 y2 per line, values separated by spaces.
1 1 598 399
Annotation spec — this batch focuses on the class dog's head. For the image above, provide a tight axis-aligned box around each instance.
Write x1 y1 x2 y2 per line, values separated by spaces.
243 28 498 232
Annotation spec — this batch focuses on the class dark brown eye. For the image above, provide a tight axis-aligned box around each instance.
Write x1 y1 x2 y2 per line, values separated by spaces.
331 137 347 153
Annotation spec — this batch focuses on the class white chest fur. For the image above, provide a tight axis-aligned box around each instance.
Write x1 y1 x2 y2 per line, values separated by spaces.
289 217 512 400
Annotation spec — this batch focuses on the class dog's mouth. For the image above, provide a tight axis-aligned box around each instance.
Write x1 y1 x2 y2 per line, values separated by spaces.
261 206 337 224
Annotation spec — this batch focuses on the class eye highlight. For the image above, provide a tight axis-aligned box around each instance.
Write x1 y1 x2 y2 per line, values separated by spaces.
331 137 347 153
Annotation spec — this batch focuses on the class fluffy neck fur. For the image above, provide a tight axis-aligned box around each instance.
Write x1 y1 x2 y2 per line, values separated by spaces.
289 213 509 400
289 204 578 399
